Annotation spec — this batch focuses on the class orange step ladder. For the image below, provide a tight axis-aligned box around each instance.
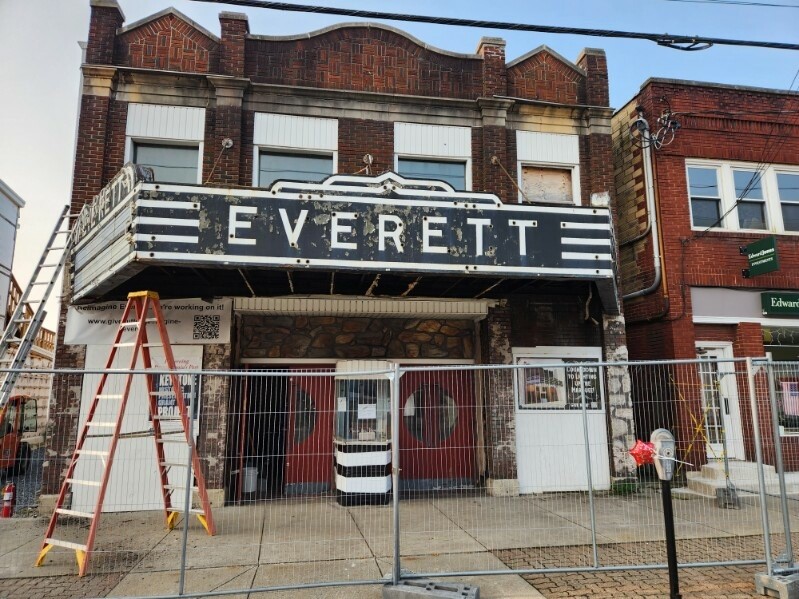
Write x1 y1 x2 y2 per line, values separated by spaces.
35 291 215 576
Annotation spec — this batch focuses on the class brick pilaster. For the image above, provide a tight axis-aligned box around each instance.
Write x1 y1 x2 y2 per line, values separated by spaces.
207 76 249 186
219 12 248 78
576 48 609 107
86 0 125 65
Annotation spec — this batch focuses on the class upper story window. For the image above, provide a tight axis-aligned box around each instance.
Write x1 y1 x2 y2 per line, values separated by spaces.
258 151 334 189
394 123 472 191
777 173 799 232
253 113 337 188
133 143 200 185
516 131 580 205
125 104 205 185
687 160 799 234
396 158 466 191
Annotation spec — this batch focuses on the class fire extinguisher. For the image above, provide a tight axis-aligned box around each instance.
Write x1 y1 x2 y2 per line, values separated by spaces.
1 482 15 518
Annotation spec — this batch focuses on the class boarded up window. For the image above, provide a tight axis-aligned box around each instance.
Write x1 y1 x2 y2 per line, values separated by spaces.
521 166 573 204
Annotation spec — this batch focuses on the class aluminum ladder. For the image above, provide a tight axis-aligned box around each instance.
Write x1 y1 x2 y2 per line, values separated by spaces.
34 291 216 576
0 204 73 410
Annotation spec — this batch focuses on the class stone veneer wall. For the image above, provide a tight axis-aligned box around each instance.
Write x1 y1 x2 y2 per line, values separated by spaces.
238 316 475 360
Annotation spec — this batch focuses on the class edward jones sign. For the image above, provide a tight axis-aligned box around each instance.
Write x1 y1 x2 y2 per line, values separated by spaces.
762 292 799 317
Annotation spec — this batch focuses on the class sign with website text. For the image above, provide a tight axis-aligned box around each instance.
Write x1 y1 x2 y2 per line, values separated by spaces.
742 236 779 278
65 298 232 345
762 292 799 317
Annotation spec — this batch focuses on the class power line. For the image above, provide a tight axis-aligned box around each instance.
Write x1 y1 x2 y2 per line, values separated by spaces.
186 0 799 51
662 0 799 8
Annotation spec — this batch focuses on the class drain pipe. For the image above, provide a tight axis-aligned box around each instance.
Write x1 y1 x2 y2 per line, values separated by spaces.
622 139 663 300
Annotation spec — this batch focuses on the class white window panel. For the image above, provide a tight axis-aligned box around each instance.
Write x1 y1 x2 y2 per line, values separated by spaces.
516 131 579 165
126 104 205 141
687 160 799 235
394 123 471 159
253 113 337 151
516 131 580 205
394 123 471 190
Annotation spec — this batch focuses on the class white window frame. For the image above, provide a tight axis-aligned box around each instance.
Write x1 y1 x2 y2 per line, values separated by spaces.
393 122 472 191
687 159 799 235
393 154 472 192
515 131 581 206
252 113 338 187
517 162 581 206
254 147 338 188
124 104 205 185
126 138 204 185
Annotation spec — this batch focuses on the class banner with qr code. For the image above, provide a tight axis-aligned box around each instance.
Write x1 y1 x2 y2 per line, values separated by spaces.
65 298 232 345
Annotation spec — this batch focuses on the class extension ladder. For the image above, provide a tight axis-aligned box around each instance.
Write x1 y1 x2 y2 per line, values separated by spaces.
35 291 215 576
0 205 73 410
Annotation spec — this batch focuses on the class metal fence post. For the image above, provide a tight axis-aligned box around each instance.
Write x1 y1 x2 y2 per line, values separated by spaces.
765 360 794 566
747 357 773 576
391 362 402 585
580 365 599 568
177 373 196 596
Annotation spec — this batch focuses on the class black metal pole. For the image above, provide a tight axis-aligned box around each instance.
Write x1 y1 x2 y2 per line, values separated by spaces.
661 480 682 599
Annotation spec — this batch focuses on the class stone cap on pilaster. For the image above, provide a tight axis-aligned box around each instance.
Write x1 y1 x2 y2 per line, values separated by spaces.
475 36 506 55
90 0 125 21
576 47 606 63
220 11 249 33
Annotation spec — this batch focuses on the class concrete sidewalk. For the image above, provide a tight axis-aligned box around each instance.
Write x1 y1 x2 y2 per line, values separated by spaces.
0 487 786 598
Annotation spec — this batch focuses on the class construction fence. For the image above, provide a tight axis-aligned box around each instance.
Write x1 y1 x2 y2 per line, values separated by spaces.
1 357 799 597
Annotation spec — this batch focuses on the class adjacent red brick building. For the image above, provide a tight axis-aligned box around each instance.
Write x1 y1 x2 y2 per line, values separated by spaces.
614 78 799 472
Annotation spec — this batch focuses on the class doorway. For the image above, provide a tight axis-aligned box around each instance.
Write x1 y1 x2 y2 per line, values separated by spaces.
696 343 745 460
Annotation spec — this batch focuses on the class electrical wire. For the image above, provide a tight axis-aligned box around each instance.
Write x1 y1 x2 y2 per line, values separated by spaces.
186 0 799 51
661 0 799 8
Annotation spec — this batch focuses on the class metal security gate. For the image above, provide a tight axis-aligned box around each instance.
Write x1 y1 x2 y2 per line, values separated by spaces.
6 357 799 597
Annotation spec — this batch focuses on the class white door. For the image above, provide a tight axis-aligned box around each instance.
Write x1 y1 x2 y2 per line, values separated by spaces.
696 344 745 460
513 347 610 493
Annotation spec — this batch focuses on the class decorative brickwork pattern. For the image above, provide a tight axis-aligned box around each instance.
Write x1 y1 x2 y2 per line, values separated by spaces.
116 13 219 73
508 50 582 105
245 28 482 99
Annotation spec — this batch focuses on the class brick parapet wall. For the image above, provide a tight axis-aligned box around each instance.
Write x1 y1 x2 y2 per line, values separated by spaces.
86 2 124 65
220 13 248 78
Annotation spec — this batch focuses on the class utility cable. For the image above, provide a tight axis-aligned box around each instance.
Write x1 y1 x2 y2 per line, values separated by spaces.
187 0 799 51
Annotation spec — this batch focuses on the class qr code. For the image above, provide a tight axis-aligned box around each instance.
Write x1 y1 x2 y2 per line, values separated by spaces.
193 315 221 340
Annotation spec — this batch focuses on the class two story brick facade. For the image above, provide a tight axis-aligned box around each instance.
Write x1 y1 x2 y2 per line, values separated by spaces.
41 0 637 510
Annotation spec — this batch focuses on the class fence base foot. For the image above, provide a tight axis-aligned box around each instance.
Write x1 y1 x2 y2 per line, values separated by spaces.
383 580 479 599
755 572 799 598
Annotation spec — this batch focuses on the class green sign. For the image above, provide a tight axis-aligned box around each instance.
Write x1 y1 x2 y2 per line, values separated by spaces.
762 292 799 317
742 236 779 278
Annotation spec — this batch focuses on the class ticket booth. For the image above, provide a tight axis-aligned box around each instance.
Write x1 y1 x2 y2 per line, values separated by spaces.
333 361 392 505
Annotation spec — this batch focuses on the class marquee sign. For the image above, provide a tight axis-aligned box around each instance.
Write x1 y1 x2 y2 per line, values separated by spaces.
71 170 617 305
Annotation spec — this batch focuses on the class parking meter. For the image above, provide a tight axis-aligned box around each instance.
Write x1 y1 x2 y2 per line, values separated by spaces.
651 428 676 482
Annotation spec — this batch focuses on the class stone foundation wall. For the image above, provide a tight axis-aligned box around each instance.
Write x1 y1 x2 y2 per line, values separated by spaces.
238 315 475 360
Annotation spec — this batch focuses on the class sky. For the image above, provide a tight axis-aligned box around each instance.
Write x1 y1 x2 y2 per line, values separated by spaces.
0 0 796 329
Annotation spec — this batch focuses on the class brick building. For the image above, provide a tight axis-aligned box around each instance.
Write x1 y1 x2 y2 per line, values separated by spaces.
42 0 637 510
614 78 799 472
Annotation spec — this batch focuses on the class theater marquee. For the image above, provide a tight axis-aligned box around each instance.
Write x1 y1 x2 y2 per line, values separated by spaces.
71 166 617 305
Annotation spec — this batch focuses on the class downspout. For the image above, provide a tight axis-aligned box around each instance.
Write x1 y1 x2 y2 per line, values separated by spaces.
622 140 663 300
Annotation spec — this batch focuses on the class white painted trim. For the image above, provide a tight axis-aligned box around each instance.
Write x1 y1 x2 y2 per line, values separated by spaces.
694 315 799 327
394 122 472 191
140 250 614 277
515 131 581 206
126 137 204 185
686 159 799 234
234 296 492 318
336 450 391 467
335 474 391 493
253 113 338 150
